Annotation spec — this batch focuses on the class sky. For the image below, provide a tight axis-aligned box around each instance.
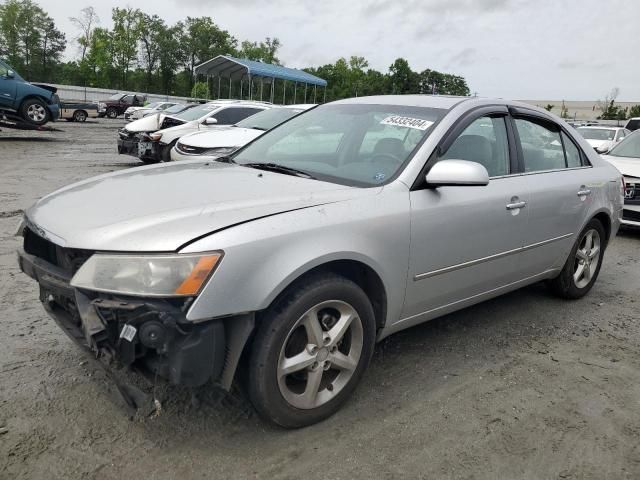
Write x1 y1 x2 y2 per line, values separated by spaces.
34 0 640 101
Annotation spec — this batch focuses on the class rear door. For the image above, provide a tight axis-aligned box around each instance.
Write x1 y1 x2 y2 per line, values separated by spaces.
510 111 594 276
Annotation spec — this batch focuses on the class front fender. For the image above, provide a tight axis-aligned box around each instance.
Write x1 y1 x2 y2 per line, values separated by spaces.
182 185 410 327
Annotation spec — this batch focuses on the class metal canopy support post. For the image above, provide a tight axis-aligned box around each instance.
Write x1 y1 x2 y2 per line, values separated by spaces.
218 76 221 99
294 82 297 104
240 77 243 99
249 74 252 100
229 77 232 99
304 83 308 103
260 79 263 101
323 87 326 103
314 85 317 103
271 77 275 103
283 80 287 105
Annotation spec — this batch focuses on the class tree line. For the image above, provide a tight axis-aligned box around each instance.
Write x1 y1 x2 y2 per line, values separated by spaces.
0 0 471 101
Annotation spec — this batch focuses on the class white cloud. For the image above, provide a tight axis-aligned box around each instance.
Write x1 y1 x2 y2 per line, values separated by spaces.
36 0 640 100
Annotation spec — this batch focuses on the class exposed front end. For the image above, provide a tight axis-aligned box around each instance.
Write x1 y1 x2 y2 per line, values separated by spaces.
16 224 227 400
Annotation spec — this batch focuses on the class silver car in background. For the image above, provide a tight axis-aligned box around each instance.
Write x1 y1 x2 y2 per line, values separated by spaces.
17 95 623 428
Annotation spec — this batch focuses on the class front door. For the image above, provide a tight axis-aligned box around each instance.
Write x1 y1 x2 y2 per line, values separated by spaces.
402 114 531 320
0 62 17 109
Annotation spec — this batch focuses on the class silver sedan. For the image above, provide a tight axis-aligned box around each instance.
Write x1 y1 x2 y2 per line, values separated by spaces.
17 95 623 428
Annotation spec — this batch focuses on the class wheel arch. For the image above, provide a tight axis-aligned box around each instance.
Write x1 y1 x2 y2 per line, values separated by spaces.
592 210 612 243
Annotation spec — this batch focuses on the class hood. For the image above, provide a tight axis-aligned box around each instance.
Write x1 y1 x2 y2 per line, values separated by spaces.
124 113 164 132
601 155 640 178
180 127 262 148
26 161 375 252
32 83 57 94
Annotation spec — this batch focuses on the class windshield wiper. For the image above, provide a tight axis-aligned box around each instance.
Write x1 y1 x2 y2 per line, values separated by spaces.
243 162 315 179
213 155 236 164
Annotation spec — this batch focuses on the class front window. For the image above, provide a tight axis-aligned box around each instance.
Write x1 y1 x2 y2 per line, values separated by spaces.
236 107 307 131
173 104 220 122
233 103 446 187
108 93 124 100
578 128 616 141
607 132 640 158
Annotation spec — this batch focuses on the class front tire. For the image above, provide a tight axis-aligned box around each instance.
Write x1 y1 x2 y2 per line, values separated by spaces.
106 107 118 119
20 99 50 125
548 219 606 299
248 273 376 428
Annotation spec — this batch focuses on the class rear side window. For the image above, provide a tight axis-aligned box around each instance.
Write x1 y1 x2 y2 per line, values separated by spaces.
214 107 264 125
627 120 640 131
514 118 565 172
440 116 510 177
562 132 582 168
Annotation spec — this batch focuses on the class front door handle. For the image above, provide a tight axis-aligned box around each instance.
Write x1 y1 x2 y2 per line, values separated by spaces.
577 187 591 197
506 201 527 210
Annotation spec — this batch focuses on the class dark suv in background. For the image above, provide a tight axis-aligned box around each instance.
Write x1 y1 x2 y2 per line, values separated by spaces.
98 93 146 119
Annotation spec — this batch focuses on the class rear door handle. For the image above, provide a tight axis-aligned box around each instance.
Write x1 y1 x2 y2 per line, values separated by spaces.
577 188 591 197
506 201 527 210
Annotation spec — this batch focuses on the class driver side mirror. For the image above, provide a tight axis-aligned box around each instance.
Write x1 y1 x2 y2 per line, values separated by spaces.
5 70 15 78
425 159 490 187
203 117 218 125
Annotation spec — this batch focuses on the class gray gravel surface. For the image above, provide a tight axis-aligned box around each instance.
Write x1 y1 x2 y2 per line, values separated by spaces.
1 121 639 480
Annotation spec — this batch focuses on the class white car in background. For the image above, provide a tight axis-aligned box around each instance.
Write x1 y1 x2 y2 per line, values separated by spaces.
171 104 315 162
601 130 640 227
124 101 178 120
577 126 630 153
140 100 271 162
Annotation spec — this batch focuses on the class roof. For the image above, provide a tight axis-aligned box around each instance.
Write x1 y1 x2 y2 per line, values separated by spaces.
332 94 470 109
577 125 625 130
195 55 327 87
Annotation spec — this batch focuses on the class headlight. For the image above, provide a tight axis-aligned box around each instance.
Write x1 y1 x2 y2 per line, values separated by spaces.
70 252 223 297
149 132 162 141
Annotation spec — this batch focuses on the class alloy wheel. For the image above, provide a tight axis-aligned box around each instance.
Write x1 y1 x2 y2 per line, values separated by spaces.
277 300 363 410
573 228 601 289
27 104 46 122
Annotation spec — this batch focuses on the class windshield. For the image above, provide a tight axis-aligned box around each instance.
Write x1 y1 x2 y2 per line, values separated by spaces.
145 102 161 109
165 103 188 114
108 93 124 100
608 132 640 159
233 103 446 187
578 128 616 141
174 104 219 121
236 107 307 131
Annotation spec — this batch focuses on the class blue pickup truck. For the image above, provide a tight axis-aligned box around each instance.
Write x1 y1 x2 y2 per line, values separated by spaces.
0 58 60 126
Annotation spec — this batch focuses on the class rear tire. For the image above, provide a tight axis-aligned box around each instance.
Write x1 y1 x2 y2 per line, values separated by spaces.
20 98 50 126
247 273 376 428
73 110 87 122
548 219 606 299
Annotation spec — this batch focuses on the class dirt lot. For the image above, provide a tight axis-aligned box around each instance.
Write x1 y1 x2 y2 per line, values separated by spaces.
1 120 639 480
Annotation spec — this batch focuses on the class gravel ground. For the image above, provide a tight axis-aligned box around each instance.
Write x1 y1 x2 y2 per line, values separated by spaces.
1 120 639 480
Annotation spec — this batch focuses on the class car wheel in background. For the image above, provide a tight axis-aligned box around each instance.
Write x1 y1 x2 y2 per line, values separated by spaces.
548 219 606 299
248 273 376 428
73 110 87 122
106 107 118 119
20 98 50 126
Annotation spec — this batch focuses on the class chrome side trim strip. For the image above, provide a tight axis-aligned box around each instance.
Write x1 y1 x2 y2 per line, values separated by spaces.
413 232 574 281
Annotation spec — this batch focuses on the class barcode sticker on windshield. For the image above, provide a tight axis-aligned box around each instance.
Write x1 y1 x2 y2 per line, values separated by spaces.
120 324 137 342
381 116 434 130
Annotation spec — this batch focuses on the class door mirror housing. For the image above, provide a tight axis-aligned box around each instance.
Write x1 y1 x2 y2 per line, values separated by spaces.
5 69 15 78
425 159 490 187
204 117 218 125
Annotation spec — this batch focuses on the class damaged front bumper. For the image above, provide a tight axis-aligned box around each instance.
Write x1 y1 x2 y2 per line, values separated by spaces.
17 246 227 410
